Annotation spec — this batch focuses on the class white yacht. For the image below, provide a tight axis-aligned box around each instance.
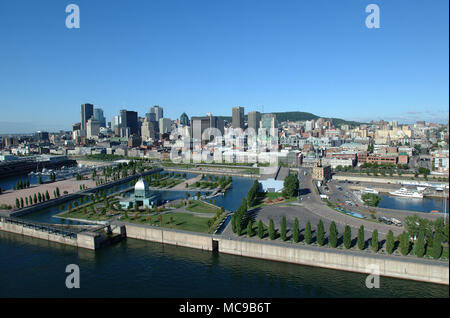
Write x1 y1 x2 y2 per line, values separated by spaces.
389 187 423 199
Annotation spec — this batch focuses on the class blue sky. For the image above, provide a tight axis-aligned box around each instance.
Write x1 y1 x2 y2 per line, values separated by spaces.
0 0 448 133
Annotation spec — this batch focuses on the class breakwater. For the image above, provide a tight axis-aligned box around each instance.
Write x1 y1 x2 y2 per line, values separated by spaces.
122 222 449 285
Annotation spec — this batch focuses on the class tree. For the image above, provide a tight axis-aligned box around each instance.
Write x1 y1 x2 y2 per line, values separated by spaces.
431 236 442 259
38 176 42 184
317 220 325 246
282 174 299 198
386 230 394 254
269 219 276 240
414 230 425 258
258 220 264 239
15 198 20 209
400 231 410 256
371 229 379 252
281 216 287 241
293 218 299 243
329 222 337 248
304 221 312 244
247 220 253 237
357 225 365 250
343 225 351 249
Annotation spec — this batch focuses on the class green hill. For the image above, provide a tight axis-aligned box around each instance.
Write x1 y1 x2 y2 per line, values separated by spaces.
217 111 362 128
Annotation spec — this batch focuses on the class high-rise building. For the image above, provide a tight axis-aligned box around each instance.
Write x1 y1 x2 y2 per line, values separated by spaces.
232 106 245 129
80 103 94 136
120 110 139 136
260 114 278 136
93 108 106 127
145 112 157 122
150 105 164 121
248 111 261 134
159 118 172 134
190 114 224 145
86 118 100 139
180 112 190 126
141 118 158 141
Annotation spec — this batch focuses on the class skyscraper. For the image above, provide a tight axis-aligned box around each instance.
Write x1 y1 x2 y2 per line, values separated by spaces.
260 114 278 137
180 112 190 126
80 103 94 136
93 108 106 127
159 118 172 134
248 111 261 134
150 105 164 121
120 110 139 136
232 106 244 129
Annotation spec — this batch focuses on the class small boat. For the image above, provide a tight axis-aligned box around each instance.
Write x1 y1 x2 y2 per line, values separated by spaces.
430 210 439 213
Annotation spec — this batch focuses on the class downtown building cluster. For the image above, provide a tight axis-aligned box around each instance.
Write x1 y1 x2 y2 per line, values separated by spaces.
1 104 449 180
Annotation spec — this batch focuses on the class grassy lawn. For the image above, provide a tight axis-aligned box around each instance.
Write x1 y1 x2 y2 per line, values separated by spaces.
57 209 112 221
186 200 221 214
126 212 214 233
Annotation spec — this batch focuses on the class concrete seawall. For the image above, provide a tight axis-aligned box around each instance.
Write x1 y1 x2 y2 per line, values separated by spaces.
122 223 449 285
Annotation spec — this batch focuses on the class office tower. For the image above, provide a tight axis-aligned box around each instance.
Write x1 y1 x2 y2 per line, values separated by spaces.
150 105 164 121
86 118 100 139
80 103 94 136
180 112 190 126
141 118 158 140
111 116 120 130
232 106 245 129
248 111 261 134
120 110 139 136
190 114 224 145
159 118 172 134
260 114 278 136
145 112 156 122
93 108 106 127
72 123 81 132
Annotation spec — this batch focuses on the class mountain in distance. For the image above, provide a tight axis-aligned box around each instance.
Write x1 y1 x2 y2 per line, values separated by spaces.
216 111 363 128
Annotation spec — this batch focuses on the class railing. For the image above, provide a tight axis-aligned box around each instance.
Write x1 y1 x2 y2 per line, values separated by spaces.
0 216 78 239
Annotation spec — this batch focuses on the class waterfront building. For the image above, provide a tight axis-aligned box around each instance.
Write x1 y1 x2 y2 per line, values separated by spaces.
312 159 332 181
119 178 160 209
232 106 245 130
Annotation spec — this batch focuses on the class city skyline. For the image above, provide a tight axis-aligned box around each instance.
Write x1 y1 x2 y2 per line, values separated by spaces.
0 0 449 133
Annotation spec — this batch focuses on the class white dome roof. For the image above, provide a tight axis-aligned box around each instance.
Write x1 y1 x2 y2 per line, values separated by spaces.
134 178 148 191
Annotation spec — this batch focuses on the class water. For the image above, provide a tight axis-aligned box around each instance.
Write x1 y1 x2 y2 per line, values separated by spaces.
0 231 447 298
1 172 447 298
0 174 50 191
379 195 449 214
19 173 253 224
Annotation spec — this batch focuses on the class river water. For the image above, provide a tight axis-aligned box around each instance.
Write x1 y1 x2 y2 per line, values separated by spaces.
0 172 448 297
